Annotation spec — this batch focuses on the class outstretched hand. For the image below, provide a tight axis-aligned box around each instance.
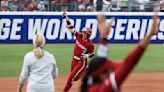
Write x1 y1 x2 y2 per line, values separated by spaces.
17 84 23 92
62 11 67 19
139 8 160 47
150 8 159 35
97 14 114 38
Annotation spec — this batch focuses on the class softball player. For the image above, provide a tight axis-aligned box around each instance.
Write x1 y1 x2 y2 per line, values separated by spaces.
17 34 58 92
62 12 94 92
80 9 159 92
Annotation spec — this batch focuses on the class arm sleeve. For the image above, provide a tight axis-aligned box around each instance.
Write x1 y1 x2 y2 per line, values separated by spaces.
96 38 108 58
98 45 145 92
52 55 58 79
64 17 76 33
107 59 122 70
19 55 30 85
115 45 145 87
64 17 81 39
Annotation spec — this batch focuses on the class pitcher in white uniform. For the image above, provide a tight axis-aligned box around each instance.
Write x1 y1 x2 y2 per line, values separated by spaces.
17 34 58 92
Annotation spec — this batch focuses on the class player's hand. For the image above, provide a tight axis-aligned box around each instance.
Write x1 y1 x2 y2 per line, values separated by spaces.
139 7 160 47
82 54 89 59
62 11 67 19
97 14 114 38
17 84 24 92
17 89 21 92
17 86 22 92
150 8 159 35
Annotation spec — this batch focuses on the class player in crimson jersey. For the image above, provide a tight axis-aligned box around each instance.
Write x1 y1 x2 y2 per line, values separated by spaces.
80 9 159 92
62 12 95 92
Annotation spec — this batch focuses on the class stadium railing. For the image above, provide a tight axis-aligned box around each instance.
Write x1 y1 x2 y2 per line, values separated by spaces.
0 0 163 12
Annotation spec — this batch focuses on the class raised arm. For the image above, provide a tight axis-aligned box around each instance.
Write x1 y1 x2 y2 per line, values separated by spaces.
96 10 159 92
107 59 122 70
139 9 159 47
63 12 77 34
96 14 114 58
115 8 159 87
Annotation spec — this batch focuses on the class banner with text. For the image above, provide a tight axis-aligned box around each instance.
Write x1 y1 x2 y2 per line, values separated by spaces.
0 12 164 43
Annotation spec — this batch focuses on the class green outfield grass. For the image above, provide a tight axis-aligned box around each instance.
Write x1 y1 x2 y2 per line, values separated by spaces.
0 44 164 77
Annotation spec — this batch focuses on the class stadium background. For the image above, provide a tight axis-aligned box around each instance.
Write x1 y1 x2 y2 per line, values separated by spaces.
0 0 164 92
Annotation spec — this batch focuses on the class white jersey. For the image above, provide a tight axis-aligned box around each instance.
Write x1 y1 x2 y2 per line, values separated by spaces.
19 50 58 92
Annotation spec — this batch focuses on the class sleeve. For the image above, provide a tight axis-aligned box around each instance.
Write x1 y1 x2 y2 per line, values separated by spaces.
115 45 145 87
74 31 81 39
52 55 58 79
96 38 108 58
64 17 82 40
107 59 122 70
64 17 76 33
98 45 145 92
19 55 30 85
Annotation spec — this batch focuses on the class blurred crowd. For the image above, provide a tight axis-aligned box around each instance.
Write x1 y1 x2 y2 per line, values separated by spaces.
0 0 164 12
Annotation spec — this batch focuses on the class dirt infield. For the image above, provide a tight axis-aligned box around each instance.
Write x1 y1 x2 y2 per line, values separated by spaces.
0 73 164 92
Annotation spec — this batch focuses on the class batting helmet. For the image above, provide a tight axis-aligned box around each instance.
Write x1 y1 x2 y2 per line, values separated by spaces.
81 27 92 39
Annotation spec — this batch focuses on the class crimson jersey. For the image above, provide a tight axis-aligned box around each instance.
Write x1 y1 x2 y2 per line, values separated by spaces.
73 31 94 61
63 14 95 92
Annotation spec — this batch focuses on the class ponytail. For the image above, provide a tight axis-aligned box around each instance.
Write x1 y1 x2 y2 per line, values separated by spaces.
33 47 43 59
33 33 46 59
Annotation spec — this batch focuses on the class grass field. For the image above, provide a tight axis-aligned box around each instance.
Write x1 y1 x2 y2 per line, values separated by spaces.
0 44 164 78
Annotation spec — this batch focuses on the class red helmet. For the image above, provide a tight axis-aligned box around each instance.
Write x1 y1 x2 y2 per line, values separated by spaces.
81 27 92 38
